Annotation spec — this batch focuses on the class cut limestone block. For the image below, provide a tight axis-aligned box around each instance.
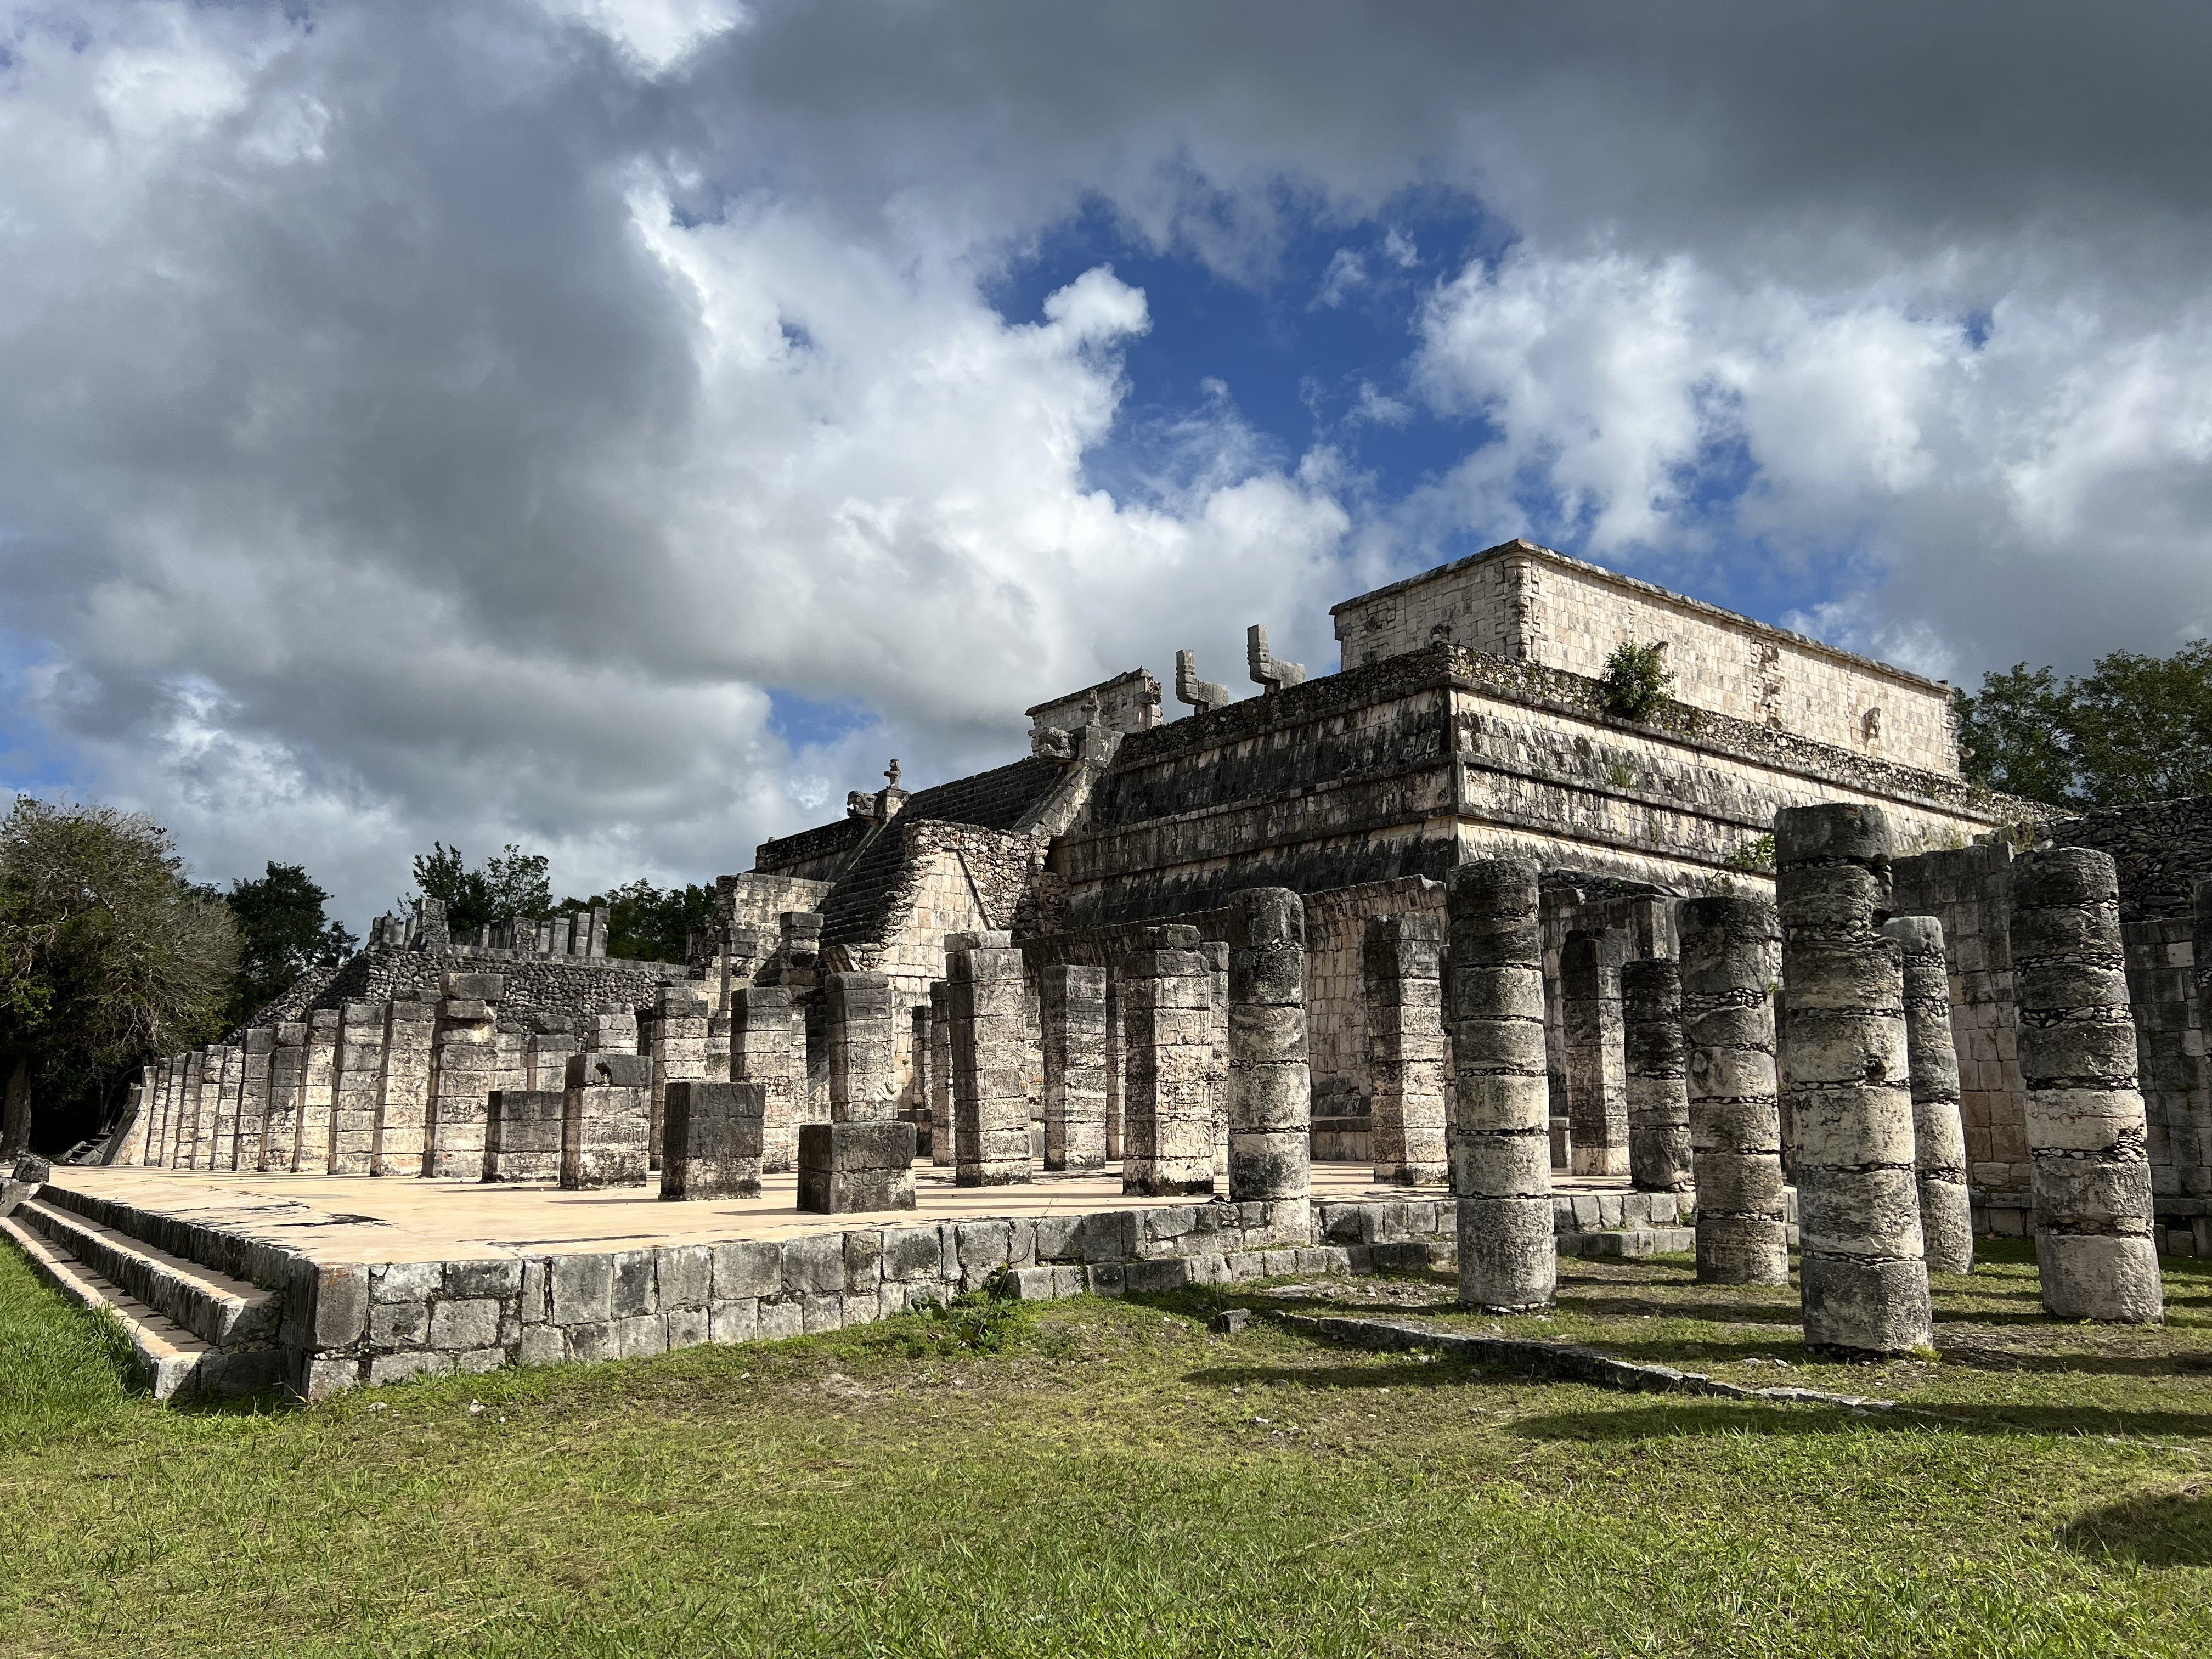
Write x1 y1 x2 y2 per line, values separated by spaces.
798 1120 918 1213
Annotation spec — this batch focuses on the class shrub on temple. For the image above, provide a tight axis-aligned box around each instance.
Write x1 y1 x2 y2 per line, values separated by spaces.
1600 640 1674 721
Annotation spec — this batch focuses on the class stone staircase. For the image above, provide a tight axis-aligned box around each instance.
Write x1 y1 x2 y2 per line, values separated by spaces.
1 1190 287 1399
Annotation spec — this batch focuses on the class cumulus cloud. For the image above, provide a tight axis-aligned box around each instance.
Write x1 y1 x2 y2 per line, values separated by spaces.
2 0 2209 924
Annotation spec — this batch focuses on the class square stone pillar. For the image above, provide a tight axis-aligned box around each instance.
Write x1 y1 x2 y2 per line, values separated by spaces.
235 1029 275 1173
1120 924 1216 1197
732 986 802 1172
909 1002 934 1155
661 1080 767 1200
526 1026 578 1091
329 1004 388 1176
649 985 712 1168
483 1089 564 1182
928 981 954 1167
296 1011 340 1173
1041 964 1109 1171
208 1043 244 1172
492 1021 526 1100
827 972 896 1122
1365 913 1447 1184
707 1012 732 1084
144 1058 173 1167
261 1025 306 1172
949 931 1031 1186
581 1007 639 1056
1560 932 1629 1177
1104 974 1125 1161
1205 939 1231 1181
1227 888 1312 1202
375 997 436 1177
798 1120 918 1212
425 972 504 1178
172 1049 203 1169
561 1051 652 1188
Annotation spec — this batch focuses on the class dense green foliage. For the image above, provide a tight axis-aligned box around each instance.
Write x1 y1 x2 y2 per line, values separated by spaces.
1957 640 2212 808
222 862 357 1025
1599 639 1674 720
2 1241 2209 1656
0 799 235 1154
560 878 718 964
408 843 556 932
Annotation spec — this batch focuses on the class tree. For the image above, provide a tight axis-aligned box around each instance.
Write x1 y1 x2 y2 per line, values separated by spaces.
224 862 359 1024
408 842 554 932
1599 640 1674 721
0 799 237 1155
560 880 717 964
1956 640 2212 809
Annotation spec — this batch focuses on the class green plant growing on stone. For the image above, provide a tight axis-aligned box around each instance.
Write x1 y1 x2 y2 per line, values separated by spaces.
917 1266 1026 1355
1600 640 1674 721
1606 760 1636 789
1723 834 1776 874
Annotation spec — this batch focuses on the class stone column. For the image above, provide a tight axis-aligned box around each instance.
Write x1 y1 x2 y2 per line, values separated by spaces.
1120 924 1216 1197
1622 960 1694 1193
2011 846 2163 1322
909 1002 933 1153
153 1054 182 1166
173 1048 204 1167
1679 895 1790 1285
208 1043 244 1172
424 972 503 1178
1561 933 1629 1177
560 1051 652 1188
732 986 801 1172
928 981 955 1167
949 931 1031 1186
1883 915 1974 1275
648 985 712 1167
292 1011 340 1172
329 1005 387 1176
492 1020 526 1102
1041 964 1109 1171
1104 974 1125 1161
707 1011 732 1084
234 1029 274 1172
526 1025 578 1091
1776 802 1933 1357
661 1080 766 1200
1364 912 1447 1184
143 1059 173 1167
827 972 896 1122
483 1090 564 1182
1446 860 1555 1312
1227 887 1311 1201
256 1025 300 1172
1205 940 1231 1181
374 997 436 1177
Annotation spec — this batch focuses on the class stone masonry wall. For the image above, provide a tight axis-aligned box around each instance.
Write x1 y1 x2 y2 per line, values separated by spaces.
1329 542 1956 773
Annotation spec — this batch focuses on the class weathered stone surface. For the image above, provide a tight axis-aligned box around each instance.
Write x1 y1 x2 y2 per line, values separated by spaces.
560 1051 651 1189
798 1121 918 1212
1621 958 1693 1193
1777 803 1933 1357
1041 964 1109 1171
1679 894 1788 1286
827 973 896 1125
2011 846 2163 1323
1364 912 1446 1184
731 986 803 1173
661 1080 766 1200
1227 887 1311 1201
1561 932 1628 1177
949 939 1029 1187
1447 860 1555 1312
1882 914 1973 1275
483 1089 564 1182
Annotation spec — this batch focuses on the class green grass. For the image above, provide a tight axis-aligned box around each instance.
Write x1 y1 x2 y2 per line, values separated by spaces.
2 1238 2210 1656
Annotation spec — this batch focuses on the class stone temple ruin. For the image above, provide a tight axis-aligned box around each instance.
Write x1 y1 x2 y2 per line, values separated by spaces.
6 538 2207 1392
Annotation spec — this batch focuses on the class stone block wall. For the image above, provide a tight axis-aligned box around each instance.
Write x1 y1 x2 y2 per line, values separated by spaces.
1328 541 1957 773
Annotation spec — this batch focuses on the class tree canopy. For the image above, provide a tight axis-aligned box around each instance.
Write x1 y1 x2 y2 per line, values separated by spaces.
0 798 236 1154
409 842 554 932
560 880 716 965
224 862 358 1025
1956 640 2212 809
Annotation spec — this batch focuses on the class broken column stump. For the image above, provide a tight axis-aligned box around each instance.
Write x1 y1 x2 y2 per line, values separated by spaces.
661 1080 766 1200
1446 859 1556 1312
1227 887 1312 1203
798 1120 918 1212
560 1051 652 1190
1622 958 1694 1193
1775 802 1933 1358
1364 912 1447 1186
1882 914 1974 1275
2011 846 2164 1323
483 1090 564 1182
1679 894 1790 1286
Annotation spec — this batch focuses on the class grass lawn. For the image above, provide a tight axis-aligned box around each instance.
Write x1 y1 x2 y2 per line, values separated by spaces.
2 1236 2210 1657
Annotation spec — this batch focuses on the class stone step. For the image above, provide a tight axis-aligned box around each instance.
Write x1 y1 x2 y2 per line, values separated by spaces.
15 1198 281 1348
0 1216 285 1400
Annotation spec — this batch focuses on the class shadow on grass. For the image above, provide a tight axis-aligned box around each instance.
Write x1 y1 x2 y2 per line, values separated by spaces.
1506 1398 2212 1443
2058 1487 2212 1565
